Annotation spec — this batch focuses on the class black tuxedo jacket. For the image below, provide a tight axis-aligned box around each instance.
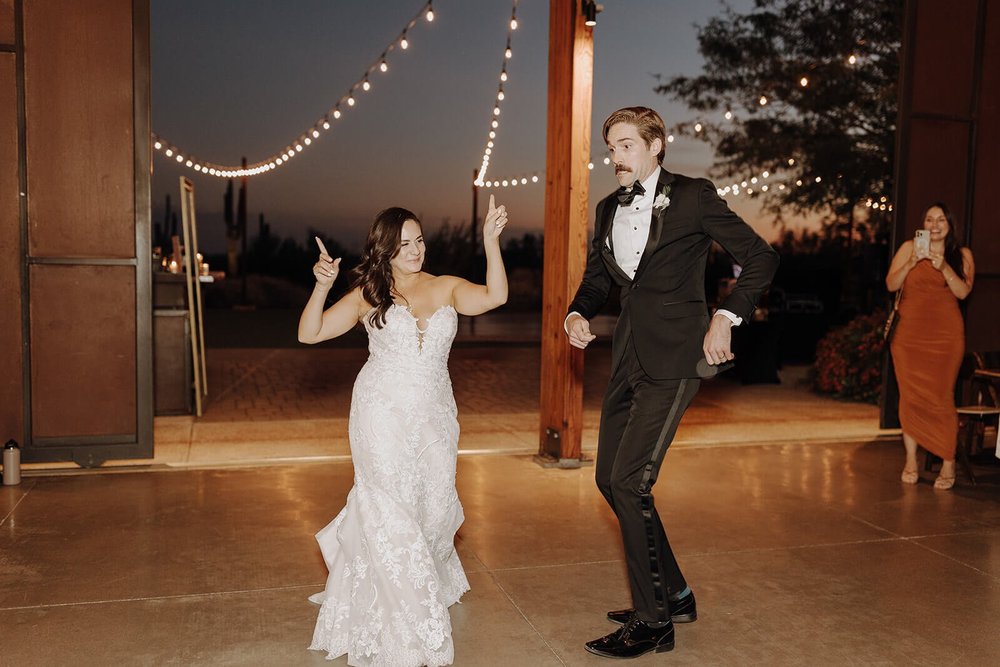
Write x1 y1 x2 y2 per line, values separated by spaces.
568 169 779 380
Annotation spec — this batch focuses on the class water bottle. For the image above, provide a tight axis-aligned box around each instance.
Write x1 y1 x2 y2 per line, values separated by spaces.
3 439 21 486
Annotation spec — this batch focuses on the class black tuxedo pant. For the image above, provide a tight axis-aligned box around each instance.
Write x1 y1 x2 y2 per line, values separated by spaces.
596 334 701 623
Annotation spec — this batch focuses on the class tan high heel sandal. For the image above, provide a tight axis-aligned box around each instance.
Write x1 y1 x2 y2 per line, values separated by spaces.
933 475 955 490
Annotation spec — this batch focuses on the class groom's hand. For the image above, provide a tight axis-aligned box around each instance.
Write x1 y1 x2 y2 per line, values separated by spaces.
566 314 596 349
702 313 735 366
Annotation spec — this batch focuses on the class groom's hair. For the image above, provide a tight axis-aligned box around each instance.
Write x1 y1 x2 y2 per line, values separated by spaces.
602 107 666 164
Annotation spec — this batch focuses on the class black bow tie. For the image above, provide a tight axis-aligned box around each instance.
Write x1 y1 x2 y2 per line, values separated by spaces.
616 180 646 206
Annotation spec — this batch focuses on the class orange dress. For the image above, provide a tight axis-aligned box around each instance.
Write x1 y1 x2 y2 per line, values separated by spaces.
890 261 965 459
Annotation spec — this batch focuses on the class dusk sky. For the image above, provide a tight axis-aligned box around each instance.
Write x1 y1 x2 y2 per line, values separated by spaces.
150 0 785 255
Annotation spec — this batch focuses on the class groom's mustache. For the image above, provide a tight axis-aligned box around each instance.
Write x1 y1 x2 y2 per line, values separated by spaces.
614 165 631 174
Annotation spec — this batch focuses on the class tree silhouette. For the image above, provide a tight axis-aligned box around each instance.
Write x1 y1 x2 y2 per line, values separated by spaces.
656 0 901 247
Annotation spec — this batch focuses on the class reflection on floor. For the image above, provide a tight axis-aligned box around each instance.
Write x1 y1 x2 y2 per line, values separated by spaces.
3 440 999 665
72 349 889 469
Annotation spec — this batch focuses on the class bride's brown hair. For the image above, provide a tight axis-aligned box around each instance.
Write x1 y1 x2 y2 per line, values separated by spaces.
351 207 422 329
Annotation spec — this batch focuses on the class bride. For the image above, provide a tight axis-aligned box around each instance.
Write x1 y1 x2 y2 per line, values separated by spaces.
298 197 509 666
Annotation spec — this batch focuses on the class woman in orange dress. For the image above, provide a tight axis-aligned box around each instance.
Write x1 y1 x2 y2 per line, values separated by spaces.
886 202 975 490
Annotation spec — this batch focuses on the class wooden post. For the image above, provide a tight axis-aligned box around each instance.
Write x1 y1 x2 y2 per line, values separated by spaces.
537 0 593 467
238 156 248 305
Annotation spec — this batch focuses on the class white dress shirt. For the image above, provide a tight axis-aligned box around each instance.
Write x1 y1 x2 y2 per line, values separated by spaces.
609 167 661 280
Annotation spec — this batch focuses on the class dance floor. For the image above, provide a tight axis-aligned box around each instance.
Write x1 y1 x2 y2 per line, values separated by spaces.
3 439 999 665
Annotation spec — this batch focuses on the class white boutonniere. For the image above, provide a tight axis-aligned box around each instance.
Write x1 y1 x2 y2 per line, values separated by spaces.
653 184 672 212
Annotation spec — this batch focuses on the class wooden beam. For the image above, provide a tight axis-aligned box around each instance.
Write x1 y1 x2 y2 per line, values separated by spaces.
538 0 593 466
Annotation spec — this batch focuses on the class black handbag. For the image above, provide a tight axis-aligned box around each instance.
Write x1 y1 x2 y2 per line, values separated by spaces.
882 290 902 343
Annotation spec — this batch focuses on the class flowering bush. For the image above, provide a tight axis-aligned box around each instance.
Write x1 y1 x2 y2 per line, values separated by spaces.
812 309 887 403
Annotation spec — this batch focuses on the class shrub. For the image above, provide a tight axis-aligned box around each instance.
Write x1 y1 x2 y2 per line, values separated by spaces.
812 309 887 403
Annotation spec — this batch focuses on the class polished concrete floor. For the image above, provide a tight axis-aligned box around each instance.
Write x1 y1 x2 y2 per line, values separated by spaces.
3 439 1000 666
20 350 887 470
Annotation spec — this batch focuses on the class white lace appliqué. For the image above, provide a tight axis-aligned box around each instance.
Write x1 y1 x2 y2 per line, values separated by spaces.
309 305 469 666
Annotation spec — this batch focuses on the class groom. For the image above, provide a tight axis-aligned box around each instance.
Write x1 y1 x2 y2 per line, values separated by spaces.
565 106 778 658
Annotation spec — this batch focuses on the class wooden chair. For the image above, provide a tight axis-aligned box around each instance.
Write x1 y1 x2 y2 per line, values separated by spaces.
924 352 1000 484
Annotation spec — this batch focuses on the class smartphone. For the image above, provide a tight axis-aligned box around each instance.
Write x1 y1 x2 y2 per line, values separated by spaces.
914 229 930 257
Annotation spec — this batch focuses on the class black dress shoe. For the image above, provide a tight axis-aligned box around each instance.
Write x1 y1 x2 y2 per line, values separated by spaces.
607 590 698 625
585 616 675 658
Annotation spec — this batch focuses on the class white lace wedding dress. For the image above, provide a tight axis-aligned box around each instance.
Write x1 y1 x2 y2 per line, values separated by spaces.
309 304 469 666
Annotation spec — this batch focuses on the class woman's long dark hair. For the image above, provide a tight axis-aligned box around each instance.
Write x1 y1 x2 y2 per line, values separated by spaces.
351 207 422 329
925 201 965 281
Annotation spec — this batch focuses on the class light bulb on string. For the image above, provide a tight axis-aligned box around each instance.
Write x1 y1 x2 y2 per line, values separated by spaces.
152 0 436 178
497 90 505 101
759 95 768 106
511 17 518 30
401 35 409 49
500 70 508 82
724 110 733 120
799 77 808 87
848 54 857 65
505 46 512 59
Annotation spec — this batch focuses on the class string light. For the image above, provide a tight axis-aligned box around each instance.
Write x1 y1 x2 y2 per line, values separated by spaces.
715 160 830 200
474 0 519 186
152 2 435 178
480 173 540 188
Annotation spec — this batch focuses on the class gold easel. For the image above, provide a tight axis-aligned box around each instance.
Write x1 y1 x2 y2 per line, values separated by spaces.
179 177 208 416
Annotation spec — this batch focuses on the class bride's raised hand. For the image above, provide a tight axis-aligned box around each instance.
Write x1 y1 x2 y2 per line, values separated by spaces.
313 236 341 289
483 194 508 242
